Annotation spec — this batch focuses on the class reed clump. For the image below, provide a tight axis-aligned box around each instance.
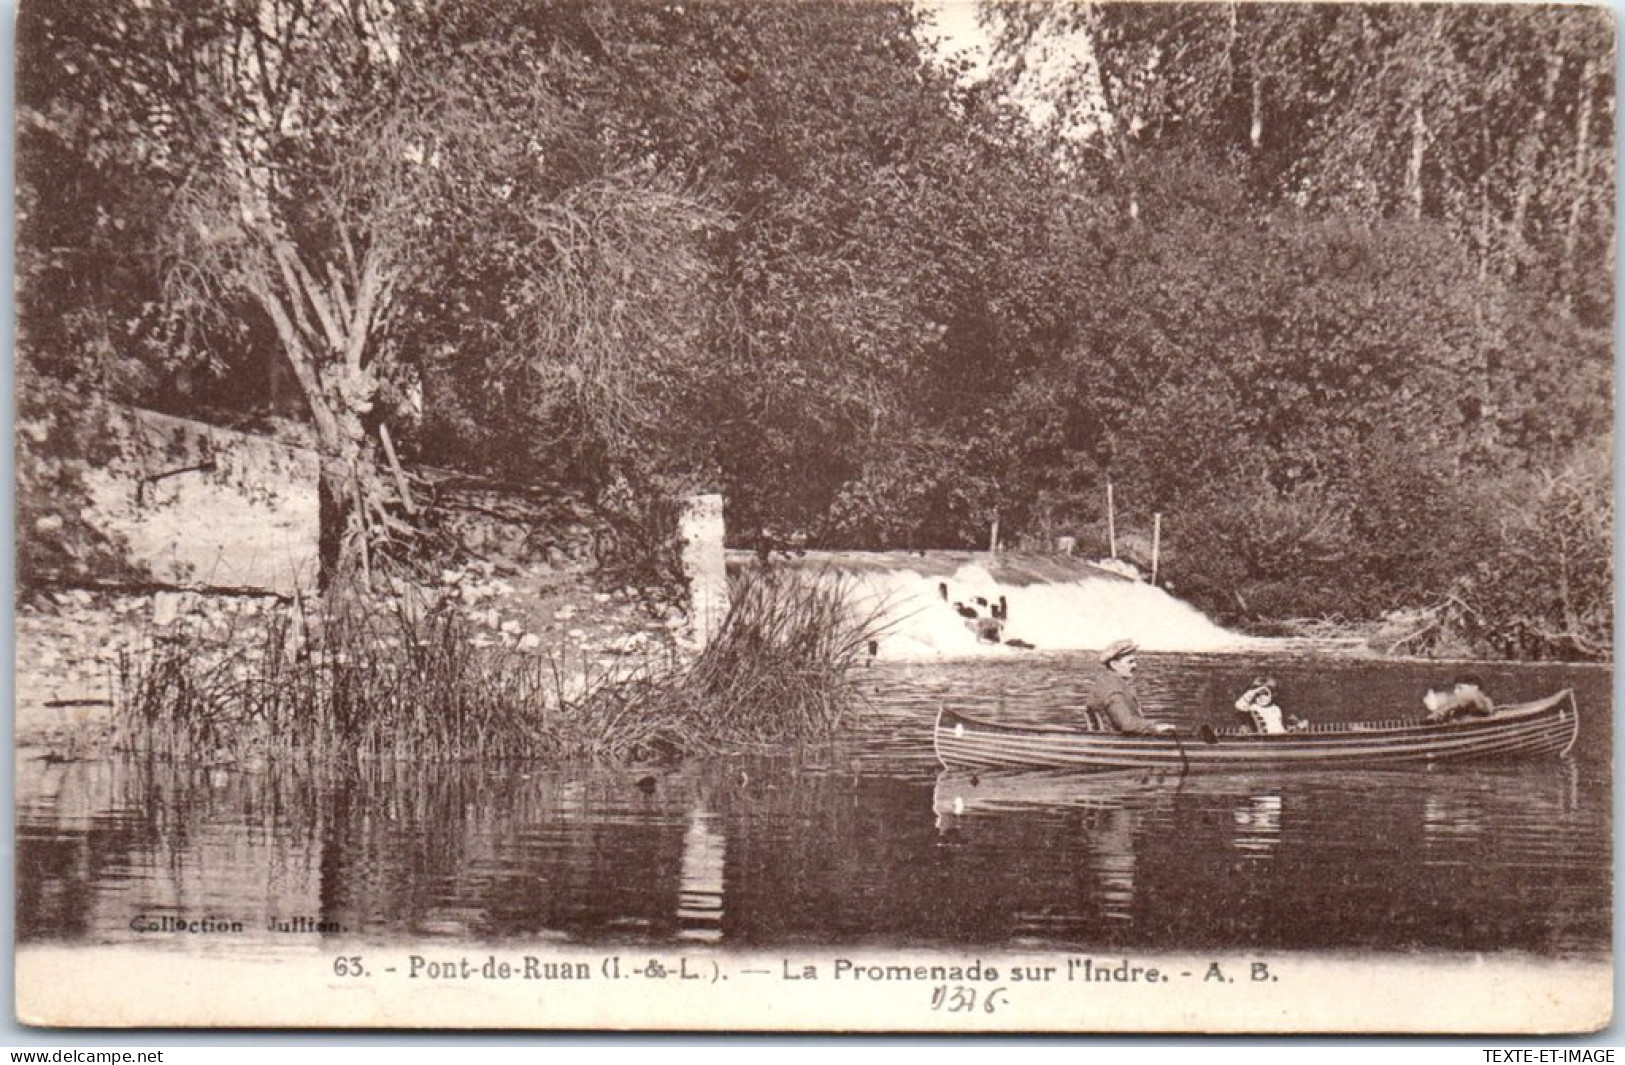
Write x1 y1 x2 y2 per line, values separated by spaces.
574 567 890 759
116 568 888 766
118 593 565 764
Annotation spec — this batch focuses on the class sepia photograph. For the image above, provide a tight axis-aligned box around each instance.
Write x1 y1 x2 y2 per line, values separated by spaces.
11 0 1614 1034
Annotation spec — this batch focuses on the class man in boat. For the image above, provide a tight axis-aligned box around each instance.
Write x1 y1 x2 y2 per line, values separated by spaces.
1423 675 1496 723
1087 639 1177 735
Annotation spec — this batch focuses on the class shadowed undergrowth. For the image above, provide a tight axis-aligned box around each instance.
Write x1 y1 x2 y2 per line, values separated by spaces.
116 569 889 765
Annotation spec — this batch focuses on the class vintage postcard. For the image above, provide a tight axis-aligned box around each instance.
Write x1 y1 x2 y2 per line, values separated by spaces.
13 0 1612 1033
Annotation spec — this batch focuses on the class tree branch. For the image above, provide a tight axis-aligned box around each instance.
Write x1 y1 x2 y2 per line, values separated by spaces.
344 248 387 371
283 242 347 354
267 241 323 348
377 421 417 515
325 261 355 326
245 274 341 447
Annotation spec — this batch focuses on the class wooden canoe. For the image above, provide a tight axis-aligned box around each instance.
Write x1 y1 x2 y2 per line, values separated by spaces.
933 689 1579 772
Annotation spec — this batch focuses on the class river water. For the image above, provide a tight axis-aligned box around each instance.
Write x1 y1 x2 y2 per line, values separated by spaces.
14 651 1612 958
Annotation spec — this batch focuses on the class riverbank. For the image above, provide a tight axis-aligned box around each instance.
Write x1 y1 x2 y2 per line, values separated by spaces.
20 548 1605 763
14 564 687 751
20 566 883 766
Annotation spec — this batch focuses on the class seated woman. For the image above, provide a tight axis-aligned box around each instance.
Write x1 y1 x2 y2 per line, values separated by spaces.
1235 678 1306 734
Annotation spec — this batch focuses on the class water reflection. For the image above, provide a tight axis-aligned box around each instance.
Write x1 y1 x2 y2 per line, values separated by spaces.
933 770 1288 922
1093 807 1137 923
925 759 1605 954
677 804 726 942
15 654 1612 957
1419 758 1582 869
1231 794 1282 860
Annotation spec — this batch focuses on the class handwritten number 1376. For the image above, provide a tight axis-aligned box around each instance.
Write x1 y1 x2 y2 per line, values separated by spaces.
930 985 1006 1013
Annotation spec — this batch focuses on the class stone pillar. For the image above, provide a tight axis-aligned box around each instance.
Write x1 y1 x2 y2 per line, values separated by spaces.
679 493 728 648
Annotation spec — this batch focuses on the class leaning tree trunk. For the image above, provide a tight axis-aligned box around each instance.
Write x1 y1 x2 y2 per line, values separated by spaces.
247 242 398 591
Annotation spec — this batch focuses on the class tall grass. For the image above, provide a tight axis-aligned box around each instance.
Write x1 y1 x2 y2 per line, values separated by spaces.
116 568 889 765
682 567 889 741
118 595 566 764
574 567 891 760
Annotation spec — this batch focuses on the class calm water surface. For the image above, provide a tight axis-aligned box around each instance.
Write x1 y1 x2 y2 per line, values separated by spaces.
16 652 1612 957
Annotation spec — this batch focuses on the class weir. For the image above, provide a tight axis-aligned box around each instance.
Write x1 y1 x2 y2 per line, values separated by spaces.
731 550 1258 660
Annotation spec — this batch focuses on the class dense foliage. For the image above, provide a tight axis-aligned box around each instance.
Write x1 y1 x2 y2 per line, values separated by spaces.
17 1 1611 659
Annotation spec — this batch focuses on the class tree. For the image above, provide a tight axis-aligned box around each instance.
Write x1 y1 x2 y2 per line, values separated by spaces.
558 0 1081 549
973 4 1612 650
985 3 1614 303
18 0 724 584
982 151 1526 620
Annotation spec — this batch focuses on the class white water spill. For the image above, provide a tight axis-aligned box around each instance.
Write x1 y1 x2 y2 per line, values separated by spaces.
843 561 1261 660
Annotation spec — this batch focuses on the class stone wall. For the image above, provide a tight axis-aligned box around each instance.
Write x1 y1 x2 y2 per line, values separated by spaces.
15 587 288 747
84 407 322 595
17 404 320 746
14 405 733 749
21 403 322 596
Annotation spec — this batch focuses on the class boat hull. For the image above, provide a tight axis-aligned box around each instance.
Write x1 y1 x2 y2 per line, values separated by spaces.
933 690 1579 772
